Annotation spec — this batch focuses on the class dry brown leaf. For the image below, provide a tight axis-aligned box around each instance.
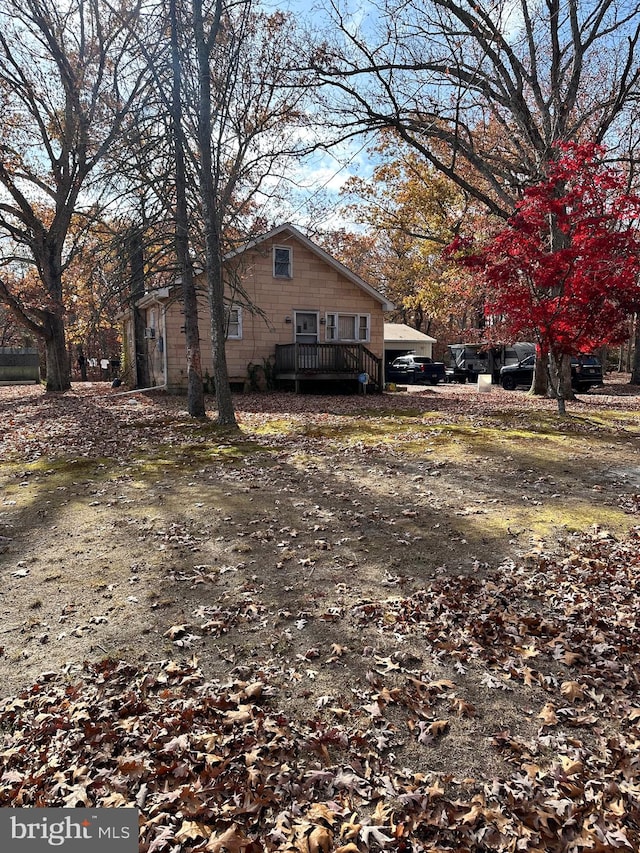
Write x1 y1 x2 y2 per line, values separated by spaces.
62 783 90 807
428 679 456 692
340 814 362 840
560 756 584 776
223 705 252 727
306 804 335 825
538 702 558 726
450 697 477 717
371 799 392 824
306 826 333 853
163 624 188 639
206 823 253 852
560 680 585 701
429 719 450 737
175 821 211 843
239 681 265 700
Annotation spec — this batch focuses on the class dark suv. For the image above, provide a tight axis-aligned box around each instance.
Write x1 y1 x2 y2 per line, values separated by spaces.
386 355 446 385
571 355 604 392
500 354 603 391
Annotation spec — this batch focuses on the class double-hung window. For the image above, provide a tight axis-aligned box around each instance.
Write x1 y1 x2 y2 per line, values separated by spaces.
273 246 292 278
225 306 242 339
325 313 370 342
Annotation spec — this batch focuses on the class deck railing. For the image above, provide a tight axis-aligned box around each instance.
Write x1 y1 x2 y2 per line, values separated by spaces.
274 342 382 389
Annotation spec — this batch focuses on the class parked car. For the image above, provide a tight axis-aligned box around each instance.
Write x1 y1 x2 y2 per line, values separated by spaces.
386 355 446 385
571 355 605 392
499 354 603 391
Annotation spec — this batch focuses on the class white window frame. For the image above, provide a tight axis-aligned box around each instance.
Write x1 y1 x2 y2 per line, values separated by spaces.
325 312 370 343
273 245 292 278
225 305 243 340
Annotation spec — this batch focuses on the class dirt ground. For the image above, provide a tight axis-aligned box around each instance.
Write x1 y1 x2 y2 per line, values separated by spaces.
1 377 639 784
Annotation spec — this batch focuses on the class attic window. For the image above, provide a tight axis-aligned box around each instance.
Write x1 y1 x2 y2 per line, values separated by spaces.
273 246 292 278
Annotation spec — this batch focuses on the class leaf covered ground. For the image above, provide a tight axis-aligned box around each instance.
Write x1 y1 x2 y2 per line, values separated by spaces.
1 379 640 852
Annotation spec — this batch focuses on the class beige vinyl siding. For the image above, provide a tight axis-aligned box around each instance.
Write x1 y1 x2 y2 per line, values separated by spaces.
222 235 385 382
158 232 386 392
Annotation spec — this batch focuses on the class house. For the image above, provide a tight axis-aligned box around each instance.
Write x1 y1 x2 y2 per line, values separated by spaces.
123 224 394 393
384 323 437 365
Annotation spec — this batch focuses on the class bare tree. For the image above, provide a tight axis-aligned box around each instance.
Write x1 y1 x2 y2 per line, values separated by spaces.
171 0 206 417
0 0 150 391
104 0 311 422
186 0 311 425
192 0 236 426
311 0 640 217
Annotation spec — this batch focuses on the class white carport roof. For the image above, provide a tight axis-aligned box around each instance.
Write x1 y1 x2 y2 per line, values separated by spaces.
384 323 437 345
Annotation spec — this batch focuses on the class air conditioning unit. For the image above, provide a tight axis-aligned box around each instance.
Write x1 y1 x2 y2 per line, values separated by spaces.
144 327 156 339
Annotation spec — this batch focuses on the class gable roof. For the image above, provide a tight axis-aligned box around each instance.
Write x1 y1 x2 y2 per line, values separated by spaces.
384 323 437 344
225 223 395 311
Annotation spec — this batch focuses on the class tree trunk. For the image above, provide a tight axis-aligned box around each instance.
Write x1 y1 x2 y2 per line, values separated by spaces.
548 351 572 415
128 230 151 389
530 356 548 396
193 0 237 429
207 251 237 426
78 348 88 381
44 311 70 392
182 263 206 417
631 314 640 384
171 0 205 418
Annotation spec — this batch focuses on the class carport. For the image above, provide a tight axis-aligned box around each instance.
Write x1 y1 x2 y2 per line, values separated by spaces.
384 323 437 366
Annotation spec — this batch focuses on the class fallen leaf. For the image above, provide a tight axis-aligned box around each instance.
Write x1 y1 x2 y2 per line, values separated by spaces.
560 680 584 702
175 820 210 843
206 823 253 852
538 703 558 726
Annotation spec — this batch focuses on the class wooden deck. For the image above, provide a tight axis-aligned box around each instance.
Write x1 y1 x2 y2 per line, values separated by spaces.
274 343 383 392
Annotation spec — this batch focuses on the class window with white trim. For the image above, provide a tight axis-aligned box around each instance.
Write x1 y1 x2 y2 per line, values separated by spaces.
273 246 292 278
225 306 242 339
325 313 370 342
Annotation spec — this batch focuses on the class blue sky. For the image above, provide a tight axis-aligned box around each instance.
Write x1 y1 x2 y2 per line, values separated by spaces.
258 0 378 233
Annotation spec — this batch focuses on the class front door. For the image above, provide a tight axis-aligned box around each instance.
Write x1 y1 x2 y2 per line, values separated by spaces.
295 311 319 369
295 311 319 343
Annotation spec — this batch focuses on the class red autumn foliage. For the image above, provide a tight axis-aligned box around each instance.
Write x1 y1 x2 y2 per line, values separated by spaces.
462 143 640 356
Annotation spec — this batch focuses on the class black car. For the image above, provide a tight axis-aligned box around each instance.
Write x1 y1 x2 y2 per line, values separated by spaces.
386 355 446 385
499 354 535 389
571 355 605 391
500 354 603 391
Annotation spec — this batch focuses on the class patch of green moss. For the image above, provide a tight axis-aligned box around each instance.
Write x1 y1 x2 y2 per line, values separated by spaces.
0 457 117 498
360 407 426 419
460 500 633 546
251 418 298 436
303 422 405 441
570 410 640 434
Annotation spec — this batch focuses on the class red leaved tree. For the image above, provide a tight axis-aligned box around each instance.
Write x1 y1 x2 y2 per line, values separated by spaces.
463 143 640 413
